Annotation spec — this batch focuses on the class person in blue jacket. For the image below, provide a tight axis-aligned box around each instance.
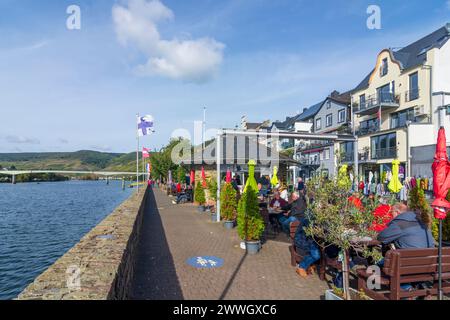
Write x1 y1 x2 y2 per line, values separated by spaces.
377 203 434 249
377 203 435 293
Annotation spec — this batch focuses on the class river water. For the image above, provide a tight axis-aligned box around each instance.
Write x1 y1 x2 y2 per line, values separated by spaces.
0 180 133 300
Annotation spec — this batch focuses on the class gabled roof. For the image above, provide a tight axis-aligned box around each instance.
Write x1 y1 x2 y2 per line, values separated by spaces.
297 101 324 121
353 23 450 92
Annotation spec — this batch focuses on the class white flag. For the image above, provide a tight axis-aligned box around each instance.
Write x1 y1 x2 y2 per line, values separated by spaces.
137 115 154 136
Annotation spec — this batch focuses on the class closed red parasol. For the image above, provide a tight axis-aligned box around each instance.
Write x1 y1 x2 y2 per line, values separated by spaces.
226 169 231 183
431 127 450 300
431 127 450 220
201 166 207 188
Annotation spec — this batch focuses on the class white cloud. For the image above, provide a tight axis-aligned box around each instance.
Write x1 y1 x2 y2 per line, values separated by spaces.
112 0 225 83
5 135 40 144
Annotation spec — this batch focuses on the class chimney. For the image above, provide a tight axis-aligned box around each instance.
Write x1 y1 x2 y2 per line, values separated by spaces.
303 107 308 113
330 90 340 97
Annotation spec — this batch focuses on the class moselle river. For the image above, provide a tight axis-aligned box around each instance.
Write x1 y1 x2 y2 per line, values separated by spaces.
0 180 133 300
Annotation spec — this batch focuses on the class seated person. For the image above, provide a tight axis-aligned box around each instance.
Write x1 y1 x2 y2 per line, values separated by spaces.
294 213 321 278
268 191 288 226
269 191 288 210
376 203 435 292
278 192 307 234
377 203 434 249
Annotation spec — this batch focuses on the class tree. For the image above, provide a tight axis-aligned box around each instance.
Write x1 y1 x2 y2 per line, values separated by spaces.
150 139 185 181
176 165 186 183
194 181 206 206
220 182 237 221
237 185 264 241
304 175 381 300
208 178 218 202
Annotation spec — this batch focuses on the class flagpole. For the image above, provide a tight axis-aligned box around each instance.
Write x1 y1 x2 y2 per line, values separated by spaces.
136 113 140 193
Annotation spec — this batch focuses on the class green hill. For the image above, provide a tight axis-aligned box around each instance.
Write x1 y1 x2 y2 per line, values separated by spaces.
0 150 145 172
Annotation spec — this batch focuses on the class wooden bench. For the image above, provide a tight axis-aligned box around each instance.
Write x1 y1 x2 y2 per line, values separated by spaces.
357 247 450 300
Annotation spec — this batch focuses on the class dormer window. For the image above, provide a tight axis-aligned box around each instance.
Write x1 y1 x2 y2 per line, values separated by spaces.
380 58 388 77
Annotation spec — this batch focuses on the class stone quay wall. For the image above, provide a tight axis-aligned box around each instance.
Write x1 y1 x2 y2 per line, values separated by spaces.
17 187 149 300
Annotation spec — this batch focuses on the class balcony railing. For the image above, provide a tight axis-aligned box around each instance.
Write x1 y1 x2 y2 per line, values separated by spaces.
405 88 420 102
299 157 320 166
356 123 380 136
354 92 400 115
340 150 371 162
371 147 397 160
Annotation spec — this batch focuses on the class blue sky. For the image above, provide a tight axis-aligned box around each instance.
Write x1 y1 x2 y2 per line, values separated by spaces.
0 0 449 153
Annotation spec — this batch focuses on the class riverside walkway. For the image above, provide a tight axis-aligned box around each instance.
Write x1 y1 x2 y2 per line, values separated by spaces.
129 187 329 300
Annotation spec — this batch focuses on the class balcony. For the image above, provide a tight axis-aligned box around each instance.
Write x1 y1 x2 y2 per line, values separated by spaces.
298 157 320 166
405 89 420 102
371 147 397 160
356 123 380 136
340 150 372 163
354 92 400 116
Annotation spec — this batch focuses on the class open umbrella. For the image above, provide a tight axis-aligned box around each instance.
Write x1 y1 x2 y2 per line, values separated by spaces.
388 160 403 193
190 169 195 186
226 169 231 183
431 127 450 300
270 166 279 188
201 166 207 188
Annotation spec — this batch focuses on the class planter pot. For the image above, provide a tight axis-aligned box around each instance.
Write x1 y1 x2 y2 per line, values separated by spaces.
245 240 261 255
211 213 219 222
197 205 205 213
223 220 235 229
325 288 371 300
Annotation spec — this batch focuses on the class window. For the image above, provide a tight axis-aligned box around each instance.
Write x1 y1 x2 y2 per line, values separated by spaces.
371 133 397 159
324 148 330 160
326 114 332 127
326 101 331 109
320 152 324 161
408 72 419 101
377 83 392 103
315 118 322 130
390 108 416 129
359 94 366 109
338 109 346 123
340 142 354 161
380 58 388 76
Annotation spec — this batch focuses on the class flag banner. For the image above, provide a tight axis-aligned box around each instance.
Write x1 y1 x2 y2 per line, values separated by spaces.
142 147 150 158
138 115 154 136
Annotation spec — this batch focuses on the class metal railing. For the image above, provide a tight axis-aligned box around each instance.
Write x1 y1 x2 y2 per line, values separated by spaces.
340 150 370 162
356 92 399 111
356 124 380 136
371 147 397 160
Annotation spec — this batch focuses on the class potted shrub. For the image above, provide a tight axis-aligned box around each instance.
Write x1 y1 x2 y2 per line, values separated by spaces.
237 185 264 254
304 174 381 300
220 182 237 229
194 181 206 212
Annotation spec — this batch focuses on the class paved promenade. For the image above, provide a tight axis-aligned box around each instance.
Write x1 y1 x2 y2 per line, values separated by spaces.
129 187 329 300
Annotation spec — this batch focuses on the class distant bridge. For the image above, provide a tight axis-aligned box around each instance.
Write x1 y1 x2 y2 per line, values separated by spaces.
0 170 143 184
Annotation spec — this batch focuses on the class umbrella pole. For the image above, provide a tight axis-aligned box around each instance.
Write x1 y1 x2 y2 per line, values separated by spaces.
439 219 443 300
